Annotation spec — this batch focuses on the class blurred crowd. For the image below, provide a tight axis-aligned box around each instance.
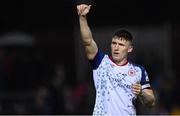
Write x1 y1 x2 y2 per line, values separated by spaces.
135 51 180 115
0 41 93 114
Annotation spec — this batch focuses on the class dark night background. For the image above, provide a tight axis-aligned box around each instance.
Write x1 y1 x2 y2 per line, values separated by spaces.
0 0 179 114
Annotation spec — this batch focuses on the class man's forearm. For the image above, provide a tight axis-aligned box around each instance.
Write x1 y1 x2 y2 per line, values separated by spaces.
140 90 155 107
79 15 93 45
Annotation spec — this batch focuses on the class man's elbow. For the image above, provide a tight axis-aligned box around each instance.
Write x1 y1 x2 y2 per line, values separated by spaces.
144 97 156 108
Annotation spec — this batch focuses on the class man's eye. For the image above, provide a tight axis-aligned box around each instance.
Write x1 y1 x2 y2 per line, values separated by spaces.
118 43 124 46
112 42 116 44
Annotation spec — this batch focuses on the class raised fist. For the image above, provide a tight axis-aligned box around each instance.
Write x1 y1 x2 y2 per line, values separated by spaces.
77 4 91 16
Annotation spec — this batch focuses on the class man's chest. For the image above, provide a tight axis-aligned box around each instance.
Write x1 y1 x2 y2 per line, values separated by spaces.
104 65 141 86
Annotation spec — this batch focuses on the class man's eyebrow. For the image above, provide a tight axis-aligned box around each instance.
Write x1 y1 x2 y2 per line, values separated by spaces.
118 43 125 46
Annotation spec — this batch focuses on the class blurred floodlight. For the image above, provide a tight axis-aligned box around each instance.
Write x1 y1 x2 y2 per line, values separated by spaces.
0 32 35 47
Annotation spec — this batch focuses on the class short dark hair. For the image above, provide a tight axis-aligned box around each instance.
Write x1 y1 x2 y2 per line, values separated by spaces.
112 29 133 44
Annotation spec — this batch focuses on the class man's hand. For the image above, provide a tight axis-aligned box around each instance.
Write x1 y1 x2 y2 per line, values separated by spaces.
77 4 91 16
132 83 142 95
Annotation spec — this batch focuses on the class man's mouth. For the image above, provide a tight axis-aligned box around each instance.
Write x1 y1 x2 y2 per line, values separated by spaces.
114 52 119 55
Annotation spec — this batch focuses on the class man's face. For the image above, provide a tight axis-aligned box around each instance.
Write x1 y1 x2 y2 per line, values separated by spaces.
111 37 133 63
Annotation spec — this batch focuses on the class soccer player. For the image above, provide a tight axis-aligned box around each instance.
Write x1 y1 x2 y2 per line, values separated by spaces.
76 4 156 115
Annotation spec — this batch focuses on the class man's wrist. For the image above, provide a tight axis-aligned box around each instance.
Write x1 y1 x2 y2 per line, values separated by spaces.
139 89 143 97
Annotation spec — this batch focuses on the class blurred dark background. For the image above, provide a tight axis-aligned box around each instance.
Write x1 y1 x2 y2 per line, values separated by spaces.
0 0 179 115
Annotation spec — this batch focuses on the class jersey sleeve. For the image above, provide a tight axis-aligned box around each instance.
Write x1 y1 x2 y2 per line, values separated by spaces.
140 67 151 90
89 49 105 70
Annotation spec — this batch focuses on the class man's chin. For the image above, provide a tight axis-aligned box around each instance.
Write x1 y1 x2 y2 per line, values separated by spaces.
112 57 120 62
112 55 119 59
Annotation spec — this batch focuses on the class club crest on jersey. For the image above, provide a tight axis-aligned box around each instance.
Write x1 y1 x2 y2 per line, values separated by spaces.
128 69 136 77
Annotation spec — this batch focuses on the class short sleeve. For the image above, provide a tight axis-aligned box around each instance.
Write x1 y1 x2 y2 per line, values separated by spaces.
140 67 151 90
89 50 105 70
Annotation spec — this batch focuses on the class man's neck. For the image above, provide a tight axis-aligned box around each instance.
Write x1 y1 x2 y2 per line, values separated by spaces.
110 57 128 66
116 59 128 66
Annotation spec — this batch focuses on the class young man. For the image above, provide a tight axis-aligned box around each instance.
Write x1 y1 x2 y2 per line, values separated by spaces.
76 4 155 115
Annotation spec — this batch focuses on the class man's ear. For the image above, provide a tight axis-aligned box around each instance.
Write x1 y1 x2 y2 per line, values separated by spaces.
128 46 133 53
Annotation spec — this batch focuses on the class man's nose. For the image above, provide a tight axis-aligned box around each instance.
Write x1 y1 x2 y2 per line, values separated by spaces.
114 45 119 49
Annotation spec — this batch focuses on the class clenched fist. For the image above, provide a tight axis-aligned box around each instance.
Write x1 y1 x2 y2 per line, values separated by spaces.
77 4 91 16
132 83 142 95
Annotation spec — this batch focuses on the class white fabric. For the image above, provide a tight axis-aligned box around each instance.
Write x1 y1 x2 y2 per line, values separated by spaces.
92 55 150 116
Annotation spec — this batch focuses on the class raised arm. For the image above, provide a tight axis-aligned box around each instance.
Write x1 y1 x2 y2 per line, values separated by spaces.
77 4 98 60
